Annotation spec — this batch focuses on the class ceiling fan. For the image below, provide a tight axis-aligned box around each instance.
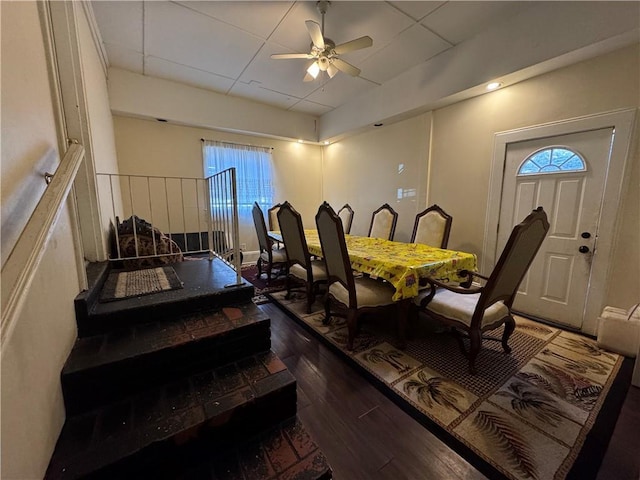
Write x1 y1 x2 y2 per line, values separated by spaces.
271 1 373 82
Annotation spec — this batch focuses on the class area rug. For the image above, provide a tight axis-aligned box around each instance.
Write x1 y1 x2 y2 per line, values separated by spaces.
269 290 633 480
99 266 183 302
240 263 289 296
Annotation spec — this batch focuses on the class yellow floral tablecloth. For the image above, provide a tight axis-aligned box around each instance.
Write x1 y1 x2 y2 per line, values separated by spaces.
270 230 477 301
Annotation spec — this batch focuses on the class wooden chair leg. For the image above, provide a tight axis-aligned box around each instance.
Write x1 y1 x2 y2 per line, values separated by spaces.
323 296 331 325
346 309 358 351
305 282 313 314
468 328 482 375
502 316 516 354
266 262 272 284
285 274 292 300
257 258 262 276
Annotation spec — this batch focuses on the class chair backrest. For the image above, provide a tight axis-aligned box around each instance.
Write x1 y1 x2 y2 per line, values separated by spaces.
480 207 550 312
316 202 356 306
368 203 398 240
277 201 311 271
411 204 452 248
268 203 281 231
337 204 354 234
252 202 272 255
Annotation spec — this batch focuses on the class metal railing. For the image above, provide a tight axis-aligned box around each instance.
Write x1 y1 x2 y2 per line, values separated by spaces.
96 169 242 286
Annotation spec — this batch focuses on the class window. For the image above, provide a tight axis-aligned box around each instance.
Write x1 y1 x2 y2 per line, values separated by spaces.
203 140 274 207
518 146 586 175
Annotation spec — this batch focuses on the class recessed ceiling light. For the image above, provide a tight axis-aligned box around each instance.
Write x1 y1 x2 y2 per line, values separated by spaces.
323 141 330 145
486 82 502 91
297 139 304 143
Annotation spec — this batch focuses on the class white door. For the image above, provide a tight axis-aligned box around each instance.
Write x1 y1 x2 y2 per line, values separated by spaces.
497 128 613 328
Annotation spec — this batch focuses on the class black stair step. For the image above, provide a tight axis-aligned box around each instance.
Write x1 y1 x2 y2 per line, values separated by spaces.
90 416 333 480
75 258 255 337
46 351 298 480
62 303 271 415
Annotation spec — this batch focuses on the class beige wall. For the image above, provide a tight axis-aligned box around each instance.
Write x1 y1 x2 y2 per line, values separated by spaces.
1 1 60 265
77 6 122 253
111 116 323 253
428 44 639 307
322 114 431 242
0 2 81 478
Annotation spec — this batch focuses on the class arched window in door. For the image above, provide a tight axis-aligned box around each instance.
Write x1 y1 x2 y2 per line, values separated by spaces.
518 146 586 175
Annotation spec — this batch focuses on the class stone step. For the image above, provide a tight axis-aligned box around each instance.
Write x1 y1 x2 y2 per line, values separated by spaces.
75 258 255 337
47 351 298 480
62 303 270 416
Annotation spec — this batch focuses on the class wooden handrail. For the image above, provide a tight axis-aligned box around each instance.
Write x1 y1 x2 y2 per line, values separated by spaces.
1 143 84 348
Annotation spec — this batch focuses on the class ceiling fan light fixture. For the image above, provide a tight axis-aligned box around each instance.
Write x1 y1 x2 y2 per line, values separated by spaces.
327 63 338 78
307 61 320 79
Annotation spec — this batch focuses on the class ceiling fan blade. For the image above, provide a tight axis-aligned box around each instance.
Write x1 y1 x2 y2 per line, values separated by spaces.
305 20 325 50
333 36 373 55
332 58 361 77
271 53 314 60
327 63 338 78
303 72 315 82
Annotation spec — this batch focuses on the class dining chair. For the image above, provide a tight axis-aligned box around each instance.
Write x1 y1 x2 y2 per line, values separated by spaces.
337 204 354 234
277 201 328 313
252 202 287 283
367 203 398 240
267 203 282 231
411 204 453 248
414 207 549 374
316 202 396 350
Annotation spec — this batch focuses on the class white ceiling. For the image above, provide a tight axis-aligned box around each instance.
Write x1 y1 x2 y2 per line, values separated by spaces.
91 1 538 117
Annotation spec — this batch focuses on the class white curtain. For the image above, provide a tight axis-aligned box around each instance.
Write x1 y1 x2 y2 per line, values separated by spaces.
202 140 274 251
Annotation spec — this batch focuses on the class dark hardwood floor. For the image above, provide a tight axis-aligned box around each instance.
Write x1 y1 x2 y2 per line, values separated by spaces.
260 302 640 480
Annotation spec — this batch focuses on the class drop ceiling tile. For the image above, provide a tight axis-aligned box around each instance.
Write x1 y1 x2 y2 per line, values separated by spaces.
229 81 300 110
304 74 377 109
239 42 322 99
91 1 143 52
175 1 294 39
288 99 333 116
389 1 446 21
268 1 325 51
359 24 451 84
421 1 529 45
144 1 264 78
144 56 235 93
104 44 144 73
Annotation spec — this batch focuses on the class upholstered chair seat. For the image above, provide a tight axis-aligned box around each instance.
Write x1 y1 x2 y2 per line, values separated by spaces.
329 278 395 308
414 289 508 329
289 260 327 283
260 247 287 264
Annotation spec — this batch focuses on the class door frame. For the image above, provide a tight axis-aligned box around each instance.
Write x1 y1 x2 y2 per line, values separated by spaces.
483 108 636 335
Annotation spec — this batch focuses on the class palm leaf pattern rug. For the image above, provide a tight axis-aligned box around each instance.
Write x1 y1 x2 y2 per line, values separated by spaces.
269 290 633 480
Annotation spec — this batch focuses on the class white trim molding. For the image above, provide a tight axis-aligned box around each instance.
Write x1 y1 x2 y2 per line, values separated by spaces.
484 108 636 335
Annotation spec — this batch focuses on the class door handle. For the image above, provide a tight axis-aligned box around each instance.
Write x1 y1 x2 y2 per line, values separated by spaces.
581 232 591 239
579 245 590 254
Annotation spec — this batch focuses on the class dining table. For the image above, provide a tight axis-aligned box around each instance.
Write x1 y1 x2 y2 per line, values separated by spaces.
268 229 478 346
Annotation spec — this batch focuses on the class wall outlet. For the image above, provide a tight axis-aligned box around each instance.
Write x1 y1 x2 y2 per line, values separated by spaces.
240 243 246 251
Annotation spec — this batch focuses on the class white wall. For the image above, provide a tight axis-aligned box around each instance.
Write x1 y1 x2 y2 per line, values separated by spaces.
0 2 81 477
111 115 323 253
322 114 431 242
